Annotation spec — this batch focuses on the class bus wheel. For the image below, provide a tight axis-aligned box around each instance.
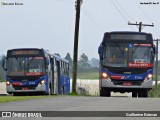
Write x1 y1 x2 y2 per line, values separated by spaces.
49 83 53 95
138 90 148 98
62 86 65 95
132 91 137 98
100 87 110 97
13 93 20 96
143 90 148 97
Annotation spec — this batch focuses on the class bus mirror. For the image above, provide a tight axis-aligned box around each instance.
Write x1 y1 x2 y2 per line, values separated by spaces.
153 45 156 54
98 46 103 60
2 57 7 71
46 58 49 65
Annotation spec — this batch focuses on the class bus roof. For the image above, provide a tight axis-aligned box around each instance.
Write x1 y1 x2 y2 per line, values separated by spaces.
7 48 44 51
50 54 69 63
104 31 151 35
6 48 69 63
102 31 153 44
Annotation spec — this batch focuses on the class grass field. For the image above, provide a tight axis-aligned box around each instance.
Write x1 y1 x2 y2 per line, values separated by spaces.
0 96 50 103
77 72 99 79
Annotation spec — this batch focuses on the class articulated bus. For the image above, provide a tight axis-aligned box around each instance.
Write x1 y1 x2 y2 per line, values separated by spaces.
98 31 155 97
2 48 70 95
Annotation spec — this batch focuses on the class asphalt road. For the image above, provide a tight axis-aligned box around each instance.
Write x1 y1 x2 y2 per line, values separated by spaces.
0 96 160 120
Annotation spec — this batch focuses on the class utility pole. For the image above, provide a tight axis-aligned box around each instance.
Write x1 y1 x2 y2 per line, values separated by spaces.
128 21 154 32
72 0 82 93
154 39 160 97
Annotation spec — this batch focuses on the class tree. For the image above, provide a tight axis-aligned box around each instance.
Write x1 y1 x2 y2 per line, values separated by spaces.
78 53 90 72
65 53 73 71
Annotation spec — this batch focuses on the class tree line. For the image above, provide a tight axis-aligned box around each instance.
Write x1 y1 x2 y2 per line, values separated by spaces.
65 53 99 73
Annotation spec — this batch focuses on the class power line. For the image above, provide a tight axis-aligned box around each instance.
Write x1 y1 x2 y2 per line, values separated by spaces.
110 0 135 31
55 0 73 3
111 0 128 22
134 0 160 37
82 8 105 32
114 0 136 22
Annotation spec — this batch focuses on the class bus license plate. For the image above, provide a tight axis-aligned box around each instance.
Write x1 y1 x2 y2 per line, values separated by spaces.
22 87 28 90
123 82 132 86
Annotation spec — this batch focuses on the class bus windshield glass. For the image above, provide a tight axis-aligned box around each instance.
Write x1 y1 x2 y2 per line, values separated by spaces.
103 43 128 67
103 43 153 68
129 44 152 67
7 57 45 76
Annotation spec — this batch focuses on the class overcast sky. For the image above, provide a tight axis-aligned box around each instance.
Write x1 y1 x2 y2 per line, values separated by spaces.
0 0 160 59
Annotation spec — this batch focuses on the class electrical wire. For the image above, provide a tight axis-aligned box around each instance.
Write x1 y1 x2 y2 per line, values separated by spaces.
54 0 74 4
82 8 105 32
110 0 135 31
114 0 136 22
134 0 160 37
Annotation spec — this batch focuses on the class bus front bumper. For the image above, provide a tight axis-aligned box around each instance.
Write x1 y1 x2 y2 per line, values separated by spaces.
101 78 152 89
6 84 46 93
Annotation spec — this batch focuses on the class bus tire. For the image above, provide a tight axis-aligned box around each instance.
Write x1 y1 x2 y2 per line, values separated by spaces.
100 87 110 97
49 83 53 95
138 90 148 98
132 91 137 98
13 93 21 96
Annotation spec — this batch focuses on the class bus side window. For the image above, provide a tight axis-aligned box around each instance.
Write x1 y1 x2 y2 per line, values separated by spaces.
60 62 62 75
54 59 57 80
62 62 65 76
66 63 69 76
64 62 66 76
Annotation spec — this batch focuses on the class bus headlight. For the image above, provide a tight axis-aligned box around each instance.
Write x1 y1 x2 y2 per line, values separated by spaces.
147 74 152 79
102 72 111 82
102 72 108 79
38 80 45 87
6 81 11 86
144 74 152 82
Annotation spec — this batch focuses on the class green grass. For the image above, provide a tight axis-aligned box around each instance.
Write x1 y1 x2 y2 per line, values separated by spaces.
0 96 50 103
153 75 160 81
77 72 99 79
149 84 160 97
67 92 78 96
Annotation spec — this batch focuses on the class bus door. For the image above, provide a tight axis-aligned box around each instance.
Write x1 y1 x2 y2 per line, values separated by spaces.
56 61 61 94
54 61 60 94
50 58 54 94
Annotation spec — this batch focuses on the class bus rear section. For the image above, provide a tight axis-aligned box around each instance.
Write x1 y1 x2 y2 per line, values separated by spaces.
98 31 155 97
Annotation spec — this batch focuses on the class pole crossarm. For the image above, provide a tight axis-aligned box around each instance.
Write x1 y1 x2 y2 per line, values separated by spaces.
128 21 154 32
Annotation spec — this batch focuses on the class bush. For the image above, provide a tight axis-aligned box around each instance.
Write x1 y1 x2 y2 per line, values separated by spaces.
149 84 160 97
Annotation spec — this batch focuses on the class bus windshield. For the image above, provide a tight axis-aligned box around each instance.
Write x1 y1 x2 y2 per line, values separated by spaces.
103 43 153 68
131 44 151 63
103 43 128 67
7 57 45 76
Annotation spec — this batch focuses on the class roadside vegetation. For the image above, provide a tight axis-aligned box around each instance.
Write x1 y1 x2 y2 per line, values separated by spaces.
149 84 160 97
153 75 160 81
0 96 50 103
77 72 99 79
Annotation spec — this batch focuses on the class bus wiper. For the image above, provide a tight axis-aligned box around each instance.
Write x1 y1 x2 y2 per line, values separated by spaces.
25 57 34 72
113 41 124 55
132 44 140 54
15 58 22 70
